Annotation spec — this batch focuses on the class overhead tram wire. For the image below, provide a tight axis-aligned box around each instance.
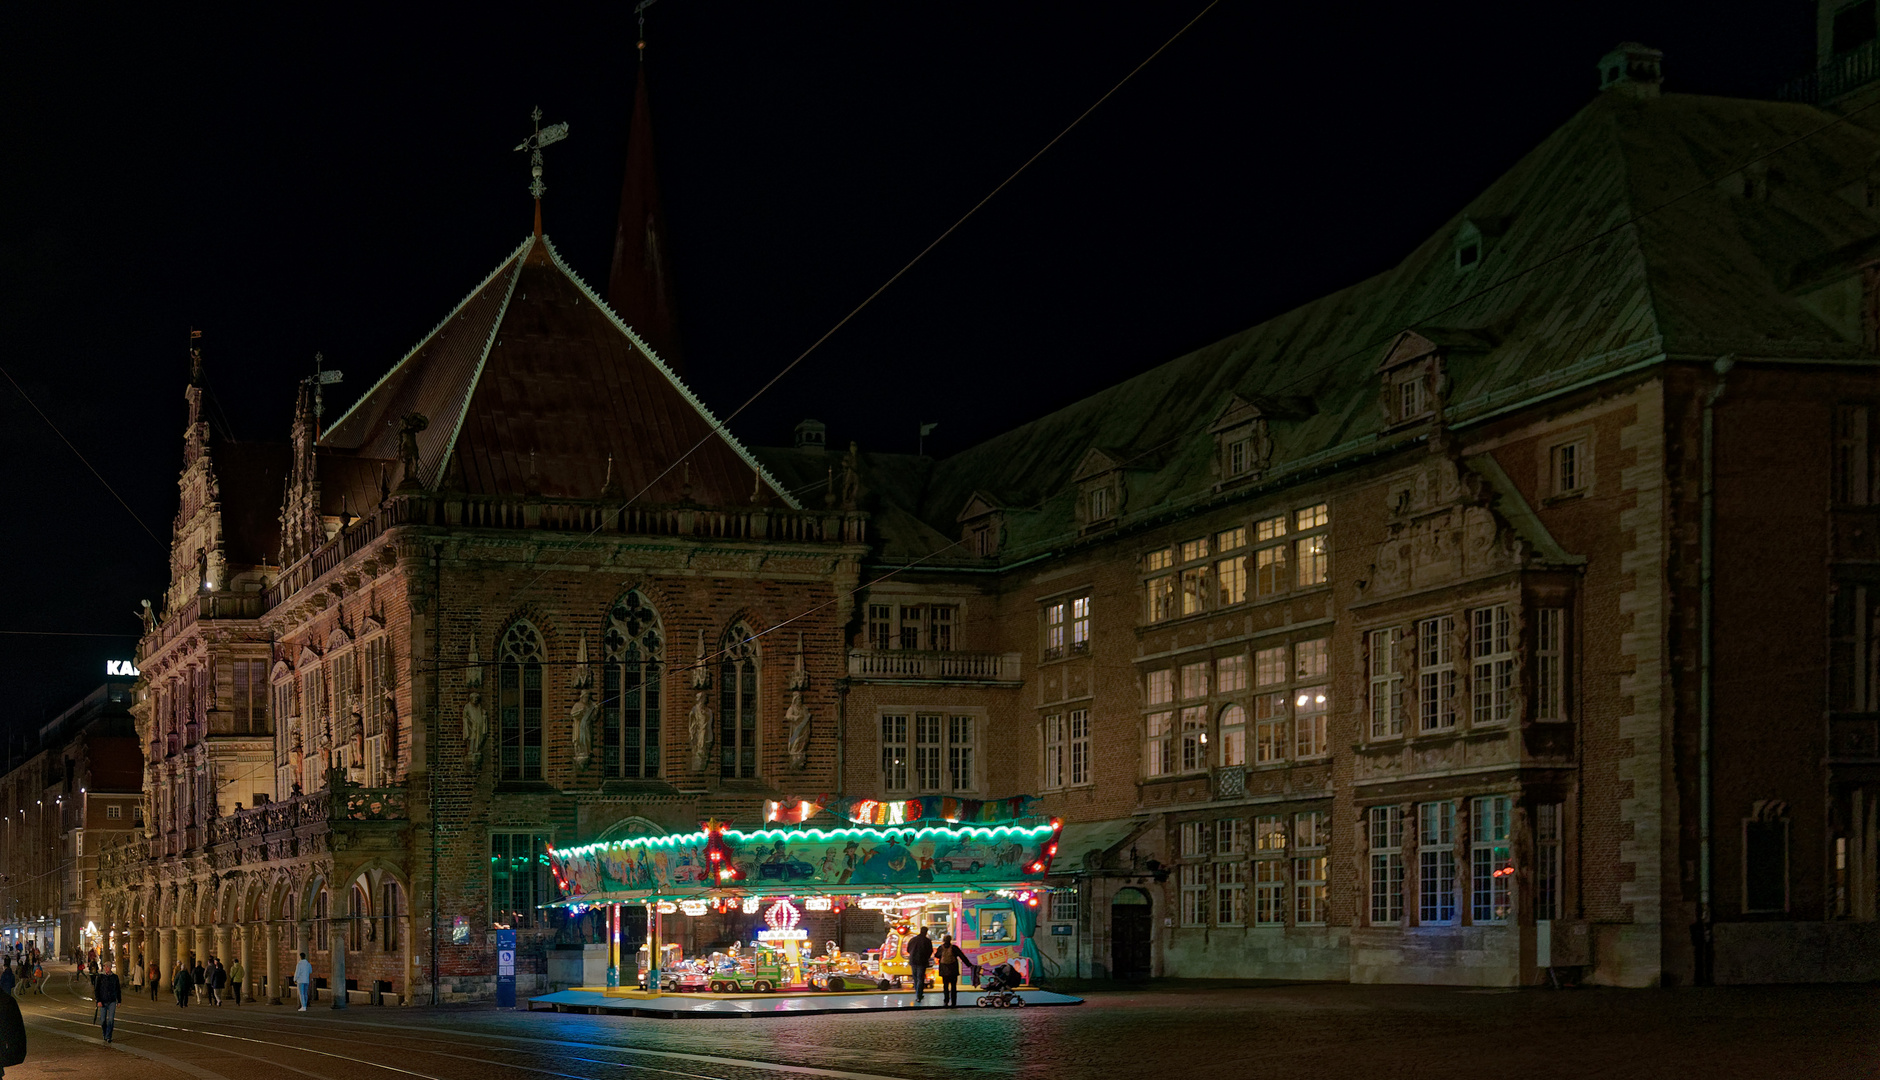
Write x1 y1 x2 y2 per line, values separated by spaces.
432 13 1880 680
491 0 1225 611
0 364 168 550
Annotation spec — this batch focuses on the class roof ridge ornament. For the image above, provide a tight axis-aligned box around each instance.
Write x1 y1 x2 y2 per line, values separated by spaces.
514 106 570 236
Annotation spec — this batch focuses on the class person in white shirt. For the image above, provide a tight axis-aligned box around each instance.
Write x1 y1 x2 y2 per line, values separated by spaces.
294 953 313 1011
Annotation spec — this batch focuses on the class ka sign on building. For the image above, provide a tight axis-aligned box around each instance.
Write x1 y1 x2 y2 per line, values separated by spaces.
106 660 140 677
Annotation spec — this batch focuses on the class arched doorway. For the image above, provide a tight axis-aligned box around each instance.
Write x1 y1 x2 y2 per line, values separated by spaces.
1110 887 1152 980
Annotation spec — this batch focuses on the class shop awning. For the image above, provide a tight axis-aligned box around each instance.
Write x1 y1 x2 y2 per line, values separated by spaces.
1051 818 1147 873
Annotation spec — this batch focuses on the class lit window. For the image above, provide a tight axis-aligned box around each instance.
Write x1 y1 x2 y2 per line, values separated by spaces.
1070 596 1092 651
1293 504 1329 587
1043 601 1067 660
1215 654 1248 693
1180 706 1208 773
881 715 908 791
1068 708 1090 786
1293 686 1329 758
1218 703 1246 767
1143 548 1176 624
1294 639 1328 681
1254 647 1287 687
490 832 551 929
1180 662 1209 700
1253 692 1287 764
1293 812 1328 926
1146 710 1175 778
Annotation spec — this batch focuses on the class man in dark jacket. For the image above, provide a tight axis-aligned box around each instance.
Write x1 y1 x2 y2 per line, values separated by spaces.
0 973 24 1076
933 934 975 1008
173 962 192 1007
93 964 123 1044
904 927 934 1004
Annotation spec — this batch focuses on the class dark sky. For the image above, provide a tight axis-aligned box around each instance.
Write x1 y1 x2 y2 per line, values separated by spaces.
0 1 1813 733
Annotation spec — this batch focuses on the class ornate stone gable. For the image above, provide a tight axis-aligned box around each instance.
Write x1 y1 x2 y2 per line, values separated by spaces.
1361 441 1526 601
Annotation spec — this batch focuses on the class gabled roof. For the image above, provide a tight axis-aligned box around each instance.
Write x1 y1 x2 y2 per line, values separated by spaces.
911 91 1880 553
321 235 793 508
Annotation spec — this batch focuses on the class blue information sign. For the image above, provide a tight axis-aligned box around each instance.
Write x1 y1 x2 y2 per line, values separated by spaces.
495 928 517 1008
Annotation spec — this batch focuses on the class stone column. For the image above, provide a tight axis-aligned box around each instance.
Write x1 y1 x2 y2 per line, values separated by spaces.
130 925 144 984
329 887 349 1009
264 921 281 1004
238 923 253 1002
213 923 231 973
400 913 414 1006
158 927 174 993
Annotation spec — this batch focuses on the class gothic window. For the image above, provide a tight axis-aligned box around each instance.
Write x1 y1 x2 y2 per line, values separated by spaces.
602 591 664 780
497 621 546 781
719 626 759 779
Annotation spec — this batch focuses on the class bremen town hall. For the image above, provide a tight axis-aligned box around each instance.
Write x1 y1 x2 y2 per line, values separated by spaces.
97 26 1880 1001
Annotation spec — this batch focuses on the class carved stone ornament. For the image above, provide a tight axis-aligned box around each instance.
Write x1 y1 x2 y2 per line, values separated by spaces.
462 642 488 767
570 630 598 770
688 630 712 773
785 633 812 771
1364 447 1522 601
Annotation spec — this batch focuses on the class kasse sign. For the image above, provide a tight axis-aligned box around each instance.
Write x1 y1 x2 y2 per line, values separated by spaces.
106 660 140 677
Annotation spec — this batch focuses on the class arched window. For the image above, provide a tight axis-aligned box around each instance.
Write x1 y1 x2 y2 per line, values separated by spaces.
602 591 663 779
1218 703 1247 768
498 622 546 781
349 882 369 952
719 626 759 779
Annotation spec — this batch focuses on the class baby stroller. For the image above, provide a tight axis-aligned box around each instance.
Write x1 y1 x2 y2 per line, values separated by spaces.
975 962 1025 1008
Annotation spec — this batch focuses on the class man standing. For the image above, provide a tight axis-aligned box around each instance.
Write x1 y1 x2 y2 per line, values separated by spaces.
294 953 313 1011
904 926 933 1005
227 956 245 1006
933 933 973 1008
93 963 122 1044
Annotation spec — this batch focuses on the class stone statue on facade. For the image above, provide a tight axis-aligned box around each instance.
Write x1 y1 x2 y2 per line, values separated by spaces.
396 412 429 490
570 631 598 770
463 643 488 767
840 442 862 510
785 635 812 771
688 630 712 773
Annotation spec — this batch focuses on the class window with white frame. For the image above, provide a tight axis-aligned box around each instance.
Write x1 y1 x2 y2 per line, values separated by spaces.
1070 595 1091 652
1471 605 1516 725
867 604 893 650
1088 483 1116 523
1180 706 1208 773
1067 708 1090 786
1180 820 1207 857
947 715 975 791
881 714 909 791
1253 815 1287 925
1178 537 1212 618
1146 668 1175 777
1216 527 1248 607
1218 703 1247 767
1294 504 1330 587
1180 863 1210 926
1535 608 1565 721
1293 811 1329 925
1216 861 1246 926
1043 600 1067 660
1419 616 1457 732
1045 713 1066 789
1535 802 1563 921
1293 639 1330 759
1049 888 1079 924
1471 796 1512 923
1369 805 1405 925
106 804 122 820
1368 628 1404 738
1418 801 1458 924
1143 548 1176 624
1253 645 1288 764
1550 438 1588 497
1216 654 1248 693
1253 514 1289 599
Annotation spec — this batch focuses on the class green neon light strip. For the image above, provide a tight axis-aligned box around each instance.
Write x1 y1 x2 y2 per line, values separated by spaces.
550 822 1057 858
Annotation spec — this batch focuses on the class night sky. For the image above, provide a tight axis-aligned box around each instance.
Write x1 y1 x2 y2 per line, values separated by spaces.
0 2 1811 733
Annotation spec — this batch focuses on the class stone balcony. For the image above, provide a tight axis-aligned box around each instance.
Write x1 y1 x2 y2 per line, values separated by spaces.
846 648 1024 686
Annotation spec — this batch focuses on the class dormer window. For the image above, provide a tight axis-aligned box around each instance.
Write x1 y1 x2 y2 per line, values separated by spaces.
956 491 1004 557
1452 216 1506 274
1398 376 1429 420
1455 240 1481 270
1376 328 1485 431
1208 395 1276 491
1071 447 1130 532
1087 483 1116 523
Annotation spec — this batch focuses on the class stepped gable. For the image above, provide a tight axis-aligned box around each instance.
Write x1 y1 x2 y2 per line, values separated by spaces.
321 235 793 508
920 90 1880 551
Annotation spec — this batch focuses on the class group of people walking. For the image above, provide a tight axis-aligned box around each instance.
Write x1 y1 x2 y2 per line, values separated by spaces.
167 955 242 1007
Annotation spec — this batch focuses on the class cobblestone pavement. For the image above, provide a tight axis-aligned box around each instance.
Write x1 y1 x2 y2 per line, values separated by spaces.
11 976 1877 1080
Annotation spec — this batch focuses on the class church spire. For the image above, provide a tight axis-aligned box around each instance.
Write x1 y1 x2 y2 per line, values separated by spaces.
607 52 685 377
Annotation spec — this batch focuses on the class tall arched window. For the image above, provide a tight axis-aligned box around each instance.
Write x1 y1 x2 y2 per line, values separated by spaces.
719 626 759 779
602 591 663 779
498 622 546 781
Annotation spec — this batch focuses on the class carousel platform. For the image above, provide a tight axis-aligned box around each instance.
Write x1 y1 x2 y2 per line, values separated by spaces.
526 986 1083 1017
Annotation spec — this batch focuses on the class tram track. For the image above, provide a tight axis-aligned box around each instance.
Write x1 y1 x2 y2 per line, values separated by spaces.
24 978 932 1080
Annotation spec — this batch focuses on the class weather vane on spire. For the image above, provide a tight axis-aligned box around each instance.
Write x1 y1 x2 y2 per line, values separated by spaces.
514 106 571 202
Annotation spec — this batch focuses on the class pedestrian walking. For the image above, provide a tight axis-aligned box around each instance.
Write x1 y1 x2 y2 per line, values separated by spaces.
0 967 25 1078
29 962 43 997
191 958 206 1003
146 962 160 1002
227 958 245 1006
211 958 227 1006
904 926 933 1004
93 964 122 1044
294 953 313 1011
933 933 973 1008
0 961 15 996
172 962 192 1007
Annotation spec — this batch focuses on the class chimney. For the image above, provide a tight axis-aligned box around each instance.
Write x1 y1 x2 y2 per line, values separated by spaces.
794 419 828 453
1598 42 1664 98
